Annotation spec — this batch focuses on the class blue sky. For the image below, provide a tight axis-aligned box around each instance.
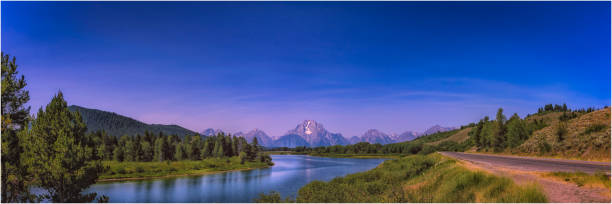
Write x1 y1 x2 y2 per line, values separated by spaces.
2 2 610 137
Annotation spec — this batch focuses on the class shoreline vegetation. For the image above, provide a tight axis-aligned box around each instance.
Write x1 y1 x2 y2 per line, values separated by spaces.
256 153 548 203
98 157 273 182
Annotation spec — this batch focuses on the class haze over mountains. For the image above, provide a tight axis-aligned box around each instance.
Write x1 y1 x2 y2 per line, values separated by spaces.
203 120 456 147
71 105 456 147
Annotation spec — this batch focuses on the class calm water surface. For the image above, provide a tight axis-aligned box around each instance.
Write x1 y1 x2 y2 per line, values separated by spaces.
85 155 386 202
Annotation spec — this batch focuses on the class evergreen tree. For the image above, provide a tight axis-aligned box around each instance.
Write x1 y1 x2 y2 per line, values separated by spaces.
469 119 485 149
201 139 211 159
479 116 490 148
97 143 107 160
1 52 35 202
134 135 143 161
20 92 105 202
104 133 117 160
113 143 125 162
492 108 506 151
505 113 528 148
140 140 153 162
252 137 260 153
224 134 232 156
163 135 174 161
174 143 185 160
183 135 192 159
214 136 224 157
231 136 238 157
122 136 135 162
190 135 201 160
154 137 164 161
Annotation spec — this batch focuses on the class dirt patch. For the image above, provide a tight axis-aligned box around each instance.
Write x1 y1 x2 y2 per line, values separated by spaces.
456 159 610 203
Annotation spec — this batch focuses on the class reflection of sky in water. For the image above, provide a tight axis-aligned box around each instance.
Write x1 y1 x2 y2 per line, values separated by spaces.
86 155 386 202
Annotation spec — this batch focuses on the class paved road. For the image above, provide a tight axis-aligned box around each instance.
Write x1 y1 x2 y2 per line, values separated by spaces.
440 152 611 174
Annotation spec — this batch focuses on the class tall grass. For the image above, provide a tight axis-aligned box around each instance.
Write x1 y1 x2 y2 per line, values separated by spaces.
545 171 611 189
258 154 547 203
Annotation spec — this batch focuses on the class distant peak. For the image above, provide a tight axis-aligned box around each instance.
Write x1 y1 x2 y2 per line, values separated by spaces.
305 120 313 134
301 119 319 125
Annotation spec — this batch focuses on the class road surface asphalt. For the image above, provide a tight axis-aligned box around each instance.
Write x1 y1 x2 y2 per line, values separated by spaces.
440 152 610 174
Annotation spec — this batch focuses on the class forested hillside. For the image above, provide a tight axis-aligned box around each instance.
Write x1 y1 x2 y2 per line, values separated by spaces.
68 105 197 137
518 106 611 161
468 104 610 161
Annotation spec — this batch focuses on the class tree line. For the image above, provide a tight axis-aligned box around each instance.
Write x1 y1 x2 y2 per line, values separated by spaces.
88 130 270 164
534 103 603 115
469 108 548 152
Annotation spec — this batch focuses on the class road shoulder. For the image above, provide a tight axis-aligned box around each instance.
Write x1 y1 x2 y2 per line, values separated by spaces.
448 154 611 203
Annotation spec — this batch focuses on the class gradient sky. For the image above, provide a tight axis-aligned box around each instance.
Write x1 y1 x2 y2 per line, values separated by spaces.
2 2 610 137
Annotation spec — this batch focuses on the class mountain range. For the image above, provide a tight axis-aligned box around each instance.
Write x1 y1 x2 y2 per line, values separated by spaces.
203 120 456 147
70 105 456 147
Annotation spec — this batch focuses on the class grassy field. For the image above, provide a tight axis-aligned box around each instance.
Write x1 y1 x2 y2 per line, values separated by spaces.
257 153 547 202
99 157 272 181
544 171 611 189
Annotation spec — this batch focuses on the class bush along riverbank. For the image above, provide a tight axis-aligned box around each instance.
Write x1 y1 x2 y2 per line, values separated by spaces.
256 153 547 203
99 156 273 181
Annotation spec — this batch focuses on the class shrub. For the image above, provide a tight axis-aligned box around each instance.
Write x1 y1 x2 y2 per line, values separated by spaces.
254 191 293 203
582 124 607 135
556 123 568 142
239 152 247 164
116 168 127 174
419 145 437 155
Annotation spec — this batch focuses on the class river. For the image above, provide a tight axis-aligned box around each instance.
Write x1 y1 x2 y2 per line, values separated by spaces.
85 155 386 202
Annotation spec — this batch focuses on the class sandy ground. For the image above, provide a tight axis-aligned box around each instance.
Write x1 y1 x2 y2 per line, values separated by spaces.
440 152 611 203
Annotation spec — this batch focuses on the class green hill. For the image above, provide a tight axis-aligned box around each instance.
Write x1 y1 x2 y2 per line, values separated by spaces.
68 105 198 137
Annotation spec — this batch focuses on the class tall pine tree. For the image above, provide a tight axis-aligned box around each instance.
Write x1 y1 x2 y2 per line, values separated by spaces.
21 92 105 202
1 52 35 202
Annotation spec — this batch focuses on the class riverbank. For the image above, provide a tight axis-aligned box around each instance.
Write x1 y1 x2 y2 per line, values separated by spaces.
98 157 273 182
257 153 547 202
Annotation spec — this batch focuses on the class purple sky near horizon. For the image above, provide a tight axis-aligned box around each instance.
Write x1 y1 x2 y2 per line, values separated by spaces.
2 2 610 137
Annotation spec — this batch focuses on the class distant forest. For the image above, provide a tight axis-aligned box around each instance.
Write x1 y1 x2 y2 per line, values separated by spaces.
68 105 197 137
